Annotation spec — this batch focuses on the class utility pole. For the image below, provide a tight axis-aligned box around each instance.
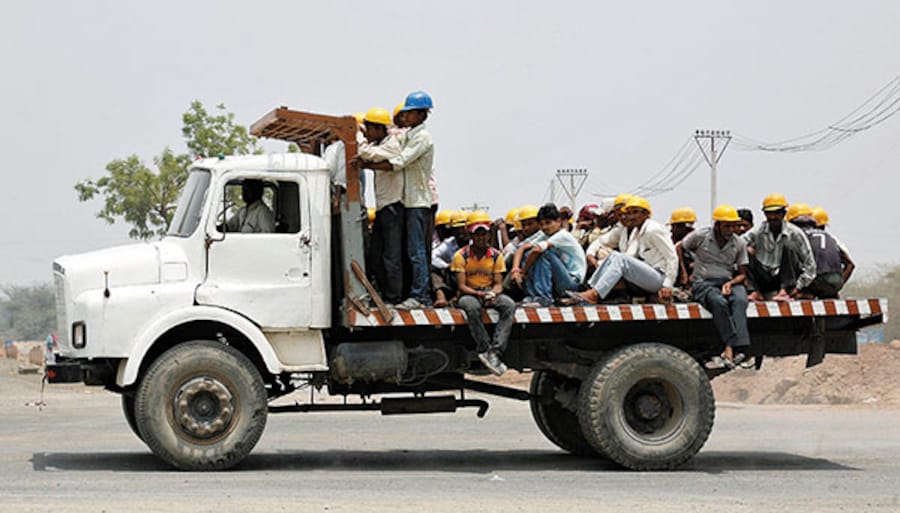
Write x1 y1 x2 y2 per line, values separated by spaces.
694 130 731 217
554 169 588 211
460 203 490 213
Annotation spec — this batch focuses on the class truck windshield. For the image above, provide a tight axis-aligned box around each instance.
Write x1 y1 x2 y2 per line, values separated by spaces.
167 169 211 237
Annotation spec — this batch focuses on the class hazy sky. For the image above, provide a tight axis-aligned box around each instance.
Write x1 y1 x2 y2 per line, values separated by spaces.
1 1 898 285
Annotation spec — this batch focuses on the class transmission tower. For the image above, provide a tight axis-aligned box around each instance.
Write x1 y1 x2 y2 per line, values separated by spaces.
554 169 588 211
694 130 732 217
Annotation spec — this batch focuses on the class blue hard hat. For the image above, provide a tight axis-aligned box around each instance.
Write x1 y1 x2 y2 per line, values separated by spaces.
400 90 433 112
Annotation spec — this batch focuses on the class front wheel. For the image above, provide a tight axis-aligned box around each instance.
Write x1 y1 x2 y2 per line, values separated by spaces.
121 394 142 442
134 341 268 470
578 343 714 470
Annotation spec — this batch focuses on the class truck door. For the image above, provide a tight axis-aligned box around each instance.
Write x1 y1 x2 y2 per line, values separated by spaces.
197 174 313 328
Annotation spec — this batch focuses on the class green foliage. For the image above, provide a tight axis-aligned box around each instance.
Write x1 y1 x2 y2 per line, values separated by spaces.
75 101 260 240
181 101 260 160
0 284 55 341
843 264 899 341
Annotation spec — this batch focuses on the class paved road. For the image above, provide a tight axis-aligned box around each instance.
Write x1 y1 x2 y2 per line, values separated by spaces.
1 371 900 512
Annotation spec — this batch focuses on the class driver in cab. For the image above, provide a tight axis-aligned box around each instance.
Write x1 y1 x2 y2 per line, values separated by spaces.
224 179 275 233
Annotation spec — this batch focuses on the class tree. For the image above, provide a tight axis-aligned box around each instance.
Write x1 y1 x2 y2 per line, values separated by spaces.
75 101 261 240
0 284 55 341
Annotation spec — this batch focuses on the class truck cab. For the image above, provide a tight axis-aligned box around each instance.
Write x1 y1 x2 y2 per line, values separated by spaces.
53 153 337 389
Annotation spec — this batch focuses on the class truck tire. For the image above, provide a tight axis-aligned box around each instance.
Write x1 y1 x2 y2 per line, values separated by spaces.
529 370 597 457
121 394 142 442
134 340 268 470
578 343 714 470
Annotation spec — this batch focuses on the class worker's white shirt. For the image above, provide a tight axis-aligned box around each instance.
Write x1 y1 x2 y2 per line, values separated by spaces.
226 200 275 233
389 123 434 208
358 133 403 210
632 218 679 288
323 140 346 189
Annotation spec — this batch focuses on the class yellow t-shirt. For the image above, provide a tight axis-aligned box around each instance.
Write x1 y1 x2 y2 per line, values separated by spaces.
450 246 506 290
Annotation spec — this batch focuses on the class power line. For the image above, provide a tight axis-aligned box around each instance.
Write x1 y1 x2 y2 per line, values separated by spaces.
733 74 900 153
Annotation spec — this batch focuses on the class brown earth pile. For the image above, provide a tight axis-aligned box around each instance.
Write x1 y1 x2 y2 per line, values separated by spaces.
712 341 900 405
484 341 900 406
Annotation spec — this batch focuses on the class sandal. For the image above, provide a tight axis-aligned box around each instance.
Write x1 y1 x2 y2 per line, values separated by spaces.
704 355 735 370
564 290 597 306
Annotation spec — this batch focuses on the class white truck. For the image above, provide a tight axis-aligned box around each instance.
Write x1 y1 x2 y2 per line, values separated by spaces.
48 108 887 471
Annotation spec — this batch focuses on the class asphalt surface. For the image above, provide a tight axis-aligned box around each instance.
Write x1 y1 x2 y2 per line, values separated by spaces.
2 371 900 512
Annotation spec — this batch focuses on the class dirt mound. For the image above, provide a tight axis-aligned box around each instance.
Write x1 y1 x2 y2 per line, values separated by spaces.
482 342 900 406
712 342 900 405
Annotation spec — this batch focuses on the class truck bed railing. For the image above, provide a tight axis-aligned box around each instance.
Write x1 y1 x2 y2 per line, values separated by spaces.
349 298 887 328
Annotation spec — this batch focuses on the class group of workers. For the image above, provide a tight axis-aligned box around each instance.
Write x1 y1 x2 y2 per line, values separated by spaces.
330 89 856 373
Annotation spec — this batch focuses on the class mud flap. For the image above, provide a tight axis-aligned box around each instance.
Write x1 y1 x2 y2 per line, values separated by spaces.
805 318 826 368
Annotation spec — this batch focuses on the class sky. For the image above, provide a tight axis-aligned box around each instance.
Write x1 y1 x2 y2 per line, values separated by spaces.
1 1 898 285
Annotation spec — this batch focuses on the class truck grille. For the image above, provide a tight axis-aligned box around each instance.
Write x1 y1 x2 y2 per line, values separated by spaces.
53 272 69 347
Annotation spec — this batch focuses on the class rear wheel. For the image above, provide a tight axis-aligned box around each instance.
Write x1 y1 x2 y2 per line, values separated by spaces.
529 370 597 456
578 343 714 470
134 341 268 470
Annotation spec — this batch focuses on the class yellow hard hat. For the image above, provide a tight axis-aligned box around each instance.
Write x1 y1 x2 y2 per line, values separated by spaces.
465 210 492 232
434 209 454 227
669 207 697 224
614 193 634 208
762 193 789 212
450 210 468 228
353 112 365 125
712 204 741 222
811 206 829 227
517 204 539 221
364 107 392 126
504 208 519 225
786 202 812 222
393 103 405 119
367 207 376 222
624 196 652 215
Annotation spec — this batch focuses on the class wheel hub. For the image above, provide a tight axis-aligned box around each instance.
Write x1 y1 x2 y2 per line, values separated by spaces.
623 380 676 435
174 377 235 439
635 393 663 420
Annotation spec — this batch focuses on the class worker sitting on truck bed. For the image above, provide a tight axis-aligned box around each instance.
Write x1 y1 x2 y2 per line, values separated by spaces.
511 203 586 307
452 211 516 376
787 204 855 299
668 207 696 278
743 194 817 302
502 205 541 301
433 209 454 249
735 208 754 236
493 208 520 253
431 211 468 307
223 179 275 233
364 90 435 309
810 206 855 295
357 107 404 305
570 196 677 305
677 204 751 368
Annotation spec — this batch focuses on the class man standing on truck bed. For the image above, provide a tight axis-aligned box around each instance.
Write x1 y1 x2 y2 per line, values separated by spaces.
365 90 435 309
452 211 515 375
357 107 404 305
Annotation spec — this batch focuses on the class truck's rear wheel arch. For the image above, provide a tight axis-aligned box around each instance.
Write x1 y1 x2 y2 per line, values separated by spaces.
137 321 270 387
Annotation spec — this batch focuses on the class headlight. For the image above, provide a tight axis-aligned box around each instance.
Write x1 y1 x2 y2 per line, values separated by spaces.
72 322 86 349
